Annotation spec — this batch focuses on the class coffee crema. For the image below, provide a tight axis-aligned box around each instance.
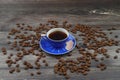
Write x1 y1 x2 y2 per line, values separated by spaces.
49 31 67 40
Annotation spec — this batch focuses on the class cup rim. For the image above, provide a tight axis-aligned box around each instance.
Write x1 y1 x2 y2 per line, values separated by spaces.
46 28 69 42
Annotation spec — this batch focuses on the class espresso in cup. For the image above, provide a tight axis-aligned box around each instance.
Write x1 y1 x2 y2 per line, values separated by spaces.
49 31 67 40
47 28 69 41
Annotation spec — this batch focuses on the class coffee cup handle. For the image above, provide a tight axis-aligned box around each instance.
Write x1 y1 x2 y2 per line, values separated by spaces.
41 34 47 39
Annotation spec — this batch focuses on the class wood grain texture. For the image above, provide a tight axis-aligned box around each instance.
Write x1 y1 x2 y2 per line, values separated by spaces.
0 0 119 4
0 1 120 80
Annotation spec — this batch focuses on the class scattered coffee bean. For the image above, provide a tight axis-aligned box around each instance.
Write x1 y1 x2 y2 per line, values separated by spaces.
16 64 20 68
111 27 116 30
101 57 104 61
10 53 13 57
7 56 11 59
116 48 120 53
109 32 113 34
30 73 34 76
36 71 41 75
1 47 6 52
45 63 48 66
9 68 15 74
105 54 110 58
7 41 11 44
114 55 118 59
7 36 10 38
100 66 107 71
22 23 25 25
3 52 7 55
115 35 118 38
42 60 46 63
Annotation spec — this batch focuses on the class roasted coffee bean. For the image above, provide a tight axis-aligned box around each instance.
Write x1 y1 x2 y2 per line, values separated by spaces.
100 48 107 54
9 68 15 73
6 59 13 64
100 66 107 71
114 55 118 59
94 58 99 62
42 54 46 58
1 47 6 52
23 61 27 65
16 64 20 68
116 48 120 53
7 56 11 59
109 32 113 34
3 52 7 55
10 53 13 57
42 60 46 63
30 73 34 76
7 41 11 44
16 48 20 51
7 36 10 38
45 63 48 66
22 23 25 25
36 71 41 75
13 61 16 64
101 57 104 61
115 35 118 38
105 55 110 58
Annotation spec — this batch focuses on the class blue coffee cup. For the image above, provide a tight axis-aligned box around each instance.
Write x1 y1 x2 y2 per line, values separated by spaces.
42 28 69 48
40 28 76 55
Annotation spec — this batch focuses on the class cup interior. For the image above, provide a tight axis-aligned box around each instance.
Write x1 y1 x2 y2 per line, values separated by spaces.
47 28 69 41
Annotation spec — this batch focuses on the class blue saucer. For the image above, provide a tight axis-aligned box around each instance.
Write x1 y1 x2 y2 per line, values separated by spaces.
39 34 76 55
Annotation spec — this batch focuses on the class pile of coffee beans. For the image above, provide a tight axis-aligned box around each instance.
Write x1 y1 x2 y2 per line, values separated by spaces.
1 20 120 79
2 22 50 75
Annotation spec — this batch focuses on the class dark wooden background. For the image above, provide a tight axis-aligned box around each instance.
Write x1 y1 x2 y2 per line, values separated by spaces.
0 0 120 80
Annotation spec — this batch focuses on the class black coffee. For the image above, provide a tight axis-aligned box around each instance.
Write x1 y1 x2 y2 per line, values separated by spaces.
49 31 67 40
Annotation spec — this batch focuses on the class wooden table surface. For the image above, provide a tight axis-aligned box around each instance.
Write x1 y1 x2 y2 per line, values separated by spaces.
0 1 120 80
